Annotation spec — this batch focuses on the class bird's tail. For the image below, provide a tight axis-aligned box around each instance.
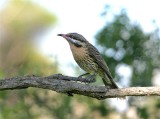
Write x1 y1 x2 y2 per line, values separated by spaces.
102 73 119 89
102 73 126 99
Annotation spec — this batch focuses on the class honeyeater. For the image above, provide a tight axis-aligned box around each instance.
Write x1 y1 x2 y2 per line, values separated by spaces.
58 33 118 89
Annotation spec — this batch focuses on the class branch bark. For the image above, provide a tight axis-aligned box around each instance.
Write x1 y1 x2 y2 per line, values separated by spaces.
0 74 160 100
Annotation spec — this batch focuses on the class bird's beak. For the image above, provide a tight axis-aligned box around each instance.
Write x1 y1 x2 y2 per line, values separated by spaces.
58 33 82 47
57 34 68 39
57 34 64 36
58 34 72 43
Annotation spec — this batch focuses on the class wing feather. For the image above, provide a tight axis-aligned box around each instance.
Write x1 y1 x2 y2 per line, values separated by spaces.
87 43 118 88
87 43 112 79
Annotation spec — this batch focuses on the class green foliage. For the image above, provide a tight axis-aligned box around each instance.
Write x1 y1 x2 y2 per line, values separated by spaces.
96 9 160 119
0 0 57 77
96 10 160 86
0 1 59 119
137 107 148 119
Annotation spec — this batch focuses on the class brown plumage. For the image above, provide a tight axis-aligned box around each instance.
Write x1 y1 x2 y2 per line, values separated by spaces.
58 33 118 89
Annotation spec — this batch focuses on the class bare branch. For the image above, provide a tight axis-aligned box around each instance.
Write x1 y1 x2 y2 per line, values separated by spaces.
0 74 160 100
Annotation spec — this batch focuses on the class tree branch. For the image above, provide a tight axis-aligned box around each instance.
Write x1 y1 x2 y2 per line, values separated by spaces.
0 74 160 100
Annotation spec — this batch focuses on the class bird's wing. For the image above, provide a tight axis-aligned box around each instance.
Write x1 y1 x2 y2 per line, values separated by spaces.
87 43 119 89
87 43 113 80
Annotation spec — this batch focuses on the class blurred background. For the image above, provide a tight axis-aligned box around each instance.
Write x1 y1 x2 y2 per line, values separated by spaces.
0 0 160 119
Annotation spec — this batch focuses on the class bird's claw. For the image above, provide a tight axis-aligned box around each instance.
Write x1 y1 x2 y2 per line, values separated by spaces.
81 74 96 83
77 75 83 79
84 78 96 83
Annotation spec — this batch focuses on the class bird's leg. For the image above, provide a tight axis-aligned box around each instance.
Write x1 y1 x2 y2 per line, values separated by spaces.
77 73 96 83
84 73 97 83
78 73 90 78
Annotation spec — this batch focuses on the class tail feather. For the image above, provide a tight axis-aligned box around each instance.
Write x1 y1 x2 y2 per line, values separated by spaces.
102 74 126 99
102 78 118 89
102 73 119 89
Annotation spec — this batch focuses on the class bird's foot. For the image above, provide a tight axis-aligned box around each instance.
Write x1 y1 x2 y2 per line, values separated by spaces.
84 74 96 83
77 73 96 83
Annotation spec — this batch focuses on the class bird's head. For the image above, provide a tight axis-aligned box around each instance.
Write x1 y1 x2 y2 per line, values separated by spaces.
57 33 87 47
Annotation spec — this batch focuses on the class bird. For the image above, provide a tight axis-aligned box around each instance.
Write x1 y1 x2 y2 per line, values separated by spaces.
57 33 119 89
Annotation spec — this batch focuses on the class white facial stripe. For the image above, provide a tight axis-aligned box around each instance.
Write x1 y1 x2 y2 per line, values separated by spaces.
70 38 81 44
